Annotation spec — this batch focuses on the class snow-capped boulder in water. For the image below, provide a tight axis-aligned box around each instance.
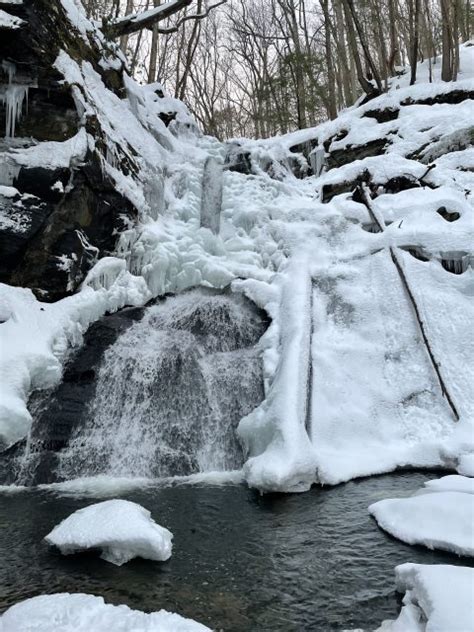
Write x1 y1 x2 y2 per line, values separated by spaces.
376 563 474 632
369 476 474 556
44 499 172 566
0 593 211 631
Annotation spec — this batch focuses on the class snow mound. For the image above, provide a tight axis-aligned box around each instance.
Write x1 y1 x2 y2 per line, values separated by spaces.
376 563 474 632
0 593 211 631
369 477 474 556
44 499 172 566
458 454 474 477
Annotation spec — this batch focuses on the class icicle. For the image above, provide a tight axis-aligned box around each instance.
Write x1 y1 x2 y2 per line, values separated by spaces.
0 60 30 138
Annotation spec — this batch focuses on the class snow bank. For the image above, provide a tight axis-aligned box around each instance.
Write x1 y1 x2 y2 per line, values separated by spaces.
44 499 172 566
0 593 210 631
237 254 317 493
0 9 24 29
376 563 474 632
369 476 474 556
458 454 474 477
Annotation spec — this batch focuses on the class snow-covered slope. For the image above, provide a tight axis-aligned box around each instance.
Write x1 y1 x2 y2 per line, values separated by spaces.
1 2 473 492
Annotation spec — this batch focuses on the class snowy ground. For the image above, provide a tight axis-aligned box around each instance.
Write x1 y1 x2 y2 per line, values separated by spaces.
0 0 473 493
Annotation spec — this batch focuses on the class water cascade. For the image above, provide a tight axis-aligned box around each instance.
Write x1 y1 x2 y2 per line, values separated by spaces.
53 289 267 480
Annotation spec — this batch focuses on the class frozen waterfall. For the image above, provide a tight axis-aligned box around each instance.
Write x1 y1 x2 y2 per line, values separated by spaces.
200 156 223 234
56 289 267 480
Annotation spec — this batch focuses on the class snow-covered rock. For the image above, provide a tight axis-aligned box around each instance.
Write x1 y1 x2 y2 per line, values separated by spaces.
44 499 172 566
369 476 474 556
376 563 474 632
458 454 474 477
0 593 211 631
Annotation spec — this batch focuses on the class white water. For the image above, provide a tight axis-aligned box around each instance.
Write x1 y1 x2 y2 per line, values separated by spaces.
56 289 266 480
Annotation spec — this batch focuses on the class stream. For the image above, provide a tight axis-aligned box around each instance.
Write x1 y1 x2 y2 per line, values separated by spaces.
0 471 470 631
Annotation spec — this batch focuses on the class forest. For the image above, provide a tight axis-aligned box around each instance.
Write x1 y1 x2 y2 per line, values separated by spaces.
82 0 471 137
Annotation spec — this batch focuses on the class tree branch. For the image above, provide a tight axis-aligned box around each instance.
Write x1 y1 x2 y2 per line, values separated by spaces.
156 0 227 35
104 0 193 39
103 0 227 39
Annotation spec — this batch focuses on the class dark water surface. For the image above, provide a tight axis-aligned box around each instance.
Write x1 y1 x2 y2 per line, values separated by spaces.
0 472 470 631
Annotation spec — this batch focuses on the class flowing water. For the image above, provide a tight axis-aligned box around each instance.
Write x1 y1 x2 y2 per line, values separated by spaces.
0 472 470 631
55 289 267 480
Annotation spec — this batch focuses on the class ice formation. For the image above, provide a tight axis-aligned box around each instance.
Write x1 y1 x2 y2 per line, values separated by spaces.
0 62 30 138
44 499 173 565
375 563 474 632
0 593 211 631
0 0 473 493
369 475 474 556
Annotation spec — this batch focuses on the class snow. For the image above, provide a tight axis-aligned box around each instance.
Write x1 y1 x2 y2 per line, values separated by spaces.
0 593 211 631
0 9 24 29
44 499 172 565
376 563 474 632
0 19 472 493
369 476 474 556
458 454 474 477
37 470 244 498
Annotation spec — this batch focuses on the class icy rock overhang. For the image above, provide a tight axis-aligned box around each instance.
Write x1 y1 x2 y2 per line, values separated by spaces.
0 0 188 300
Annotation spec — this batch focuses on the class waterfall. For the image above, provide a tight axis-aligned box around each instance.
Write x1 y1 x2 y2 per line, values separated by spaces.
200 157 223 234
55 289 267 480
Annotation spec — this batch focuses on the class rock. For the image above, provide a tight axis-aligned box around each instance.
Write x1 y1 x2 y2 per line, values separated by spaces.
362 107 400 123
224 143 252 175
326 138 390 170
0 0 136 299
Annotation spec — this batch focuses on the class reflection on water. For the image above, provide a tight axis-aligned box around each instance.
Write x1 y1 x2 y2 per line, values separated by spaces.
0 472 471 631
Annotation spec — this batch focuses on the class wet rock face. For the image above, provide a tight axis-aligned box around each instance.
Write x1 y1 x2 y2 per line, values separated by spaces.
0 305 146 485
0 0 135 300
2 289 269 486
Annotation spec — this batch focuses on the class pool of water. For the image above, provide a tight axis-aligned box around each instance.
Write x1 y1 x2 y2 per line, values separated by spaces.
0 471 470 631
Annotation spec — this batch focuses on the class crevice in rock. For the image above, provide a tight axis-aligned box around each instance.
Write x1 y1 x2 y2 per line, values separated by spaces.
437 207 460 222
400 246 430 262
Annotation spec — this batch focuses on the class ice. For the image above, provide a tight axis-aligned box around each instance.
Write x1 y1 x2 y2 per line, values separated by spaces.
369 476 474 556
0 593 211 631
0 61 30 138
458 454 474 477
238 254 317 493
421 474 474 495
44 499 172 566
0 27 472 492
376 563 474 632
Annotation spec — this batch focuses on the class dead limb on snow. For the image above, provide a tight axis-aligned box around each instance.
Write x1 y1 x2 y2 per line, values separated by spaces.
357 183 460 422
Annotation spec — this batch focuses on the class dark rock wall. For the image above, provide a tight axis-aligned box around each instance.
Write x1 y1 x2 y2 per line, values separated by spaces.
0 0 136 300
